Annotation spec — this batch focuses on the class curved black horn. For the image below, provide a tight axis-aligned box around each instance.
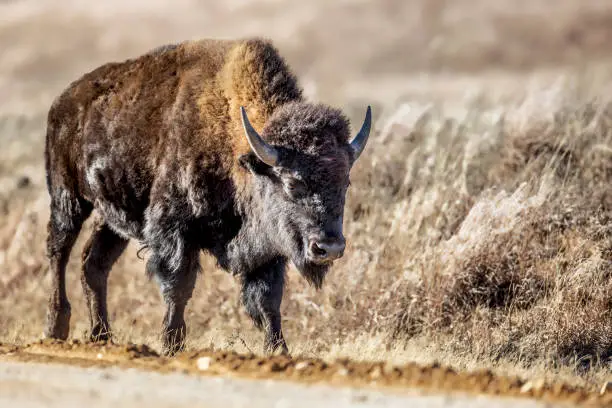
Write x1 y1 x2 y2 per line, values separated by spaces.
350 106 372 161
240 106 279 166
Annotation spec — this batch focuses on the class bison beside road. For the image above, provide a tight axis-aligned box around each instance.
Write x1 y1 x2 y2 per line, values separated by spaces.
43 38 371 354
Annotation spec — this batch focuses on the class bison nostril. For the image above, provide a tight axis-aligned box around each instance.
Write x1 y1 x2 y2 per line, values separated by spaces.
308 238 346 262
311 242 327 257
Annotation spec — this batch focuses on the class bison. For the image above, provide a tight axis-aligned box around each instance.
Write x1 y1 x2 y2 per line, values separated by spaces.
44 38 371 354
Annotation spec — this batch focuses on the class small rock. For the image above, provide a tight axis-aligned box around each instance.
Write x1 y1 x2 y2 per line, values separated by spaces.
382 362 397 375
369 366 382 380
601 381 612 395
197 356 212 371
336 367 349 376
520 379 545 394
96 353 103 359
294 361 310 371
351 394 368 403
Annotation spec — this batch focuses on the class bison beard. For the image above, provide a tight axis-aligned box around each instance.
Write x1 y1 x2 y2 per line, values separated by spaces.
42 38 370 355
295 260 329 289
286 224 330 289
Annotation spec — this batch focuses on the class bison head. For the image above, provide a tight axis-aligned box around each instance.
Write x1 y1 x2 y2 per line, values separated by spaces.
239 102 371 287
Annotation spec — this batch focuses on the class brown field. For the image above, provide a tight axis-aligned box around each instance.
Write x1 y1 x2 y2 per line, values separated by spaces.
0 0 611 405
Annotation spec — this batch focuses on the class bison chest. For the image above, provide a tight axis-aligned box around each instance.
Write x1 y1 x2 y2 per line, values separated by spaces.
212 218 280 276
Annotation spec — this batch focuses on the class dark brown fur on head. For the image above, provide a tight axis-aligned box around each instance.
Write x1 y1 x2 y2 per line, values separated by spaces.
263 102 351 152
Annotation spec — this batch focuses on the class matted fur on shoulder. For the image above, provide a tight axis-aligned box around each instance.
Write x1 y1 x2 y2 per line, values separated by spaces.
220 38 305 161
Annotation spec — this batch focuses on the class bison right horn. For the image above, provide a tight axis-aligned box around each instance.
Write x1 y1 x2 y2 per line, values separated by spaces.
349 106 372 161
240 106 279 167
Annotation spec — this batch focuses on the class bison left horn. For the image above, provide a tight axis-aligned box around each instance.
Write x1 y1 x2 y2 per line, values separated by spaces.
349 106 372 161
240 106 279 167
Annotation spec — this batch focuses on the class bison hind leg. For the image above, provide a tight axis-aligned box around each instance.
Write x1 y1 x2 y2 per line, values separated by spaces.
81 218 129 342
241 258 288 355
44 189 92 340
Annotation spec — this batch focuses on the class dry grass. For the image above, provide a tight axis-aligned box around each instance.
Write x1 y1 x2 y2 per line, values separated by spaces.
1 0 612 394
369 84 612 385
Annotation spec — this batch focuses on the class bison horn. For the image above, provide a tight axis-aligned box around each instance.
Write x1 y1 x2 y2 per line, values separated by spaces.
349 106 372 161
240 106 279 167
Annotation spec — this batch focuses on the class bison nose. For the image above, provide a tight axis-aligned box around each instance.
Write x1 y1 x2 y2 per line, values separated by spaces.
308 236 346 262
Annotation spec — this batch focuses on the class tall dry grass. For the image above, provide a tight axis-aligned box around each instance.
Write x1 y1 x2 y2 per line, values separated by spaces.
357 79 612 385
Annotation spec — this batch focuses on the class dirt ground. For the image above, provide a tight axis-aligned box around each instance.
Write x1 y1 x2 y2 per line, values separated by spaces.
1 341 609 407
0 361 550 408
1 0 612 406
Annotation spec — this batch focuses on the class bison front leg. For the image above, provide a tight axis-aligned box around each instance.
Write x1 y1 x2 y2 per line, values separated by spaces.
146 250 199 356
241 258 288 355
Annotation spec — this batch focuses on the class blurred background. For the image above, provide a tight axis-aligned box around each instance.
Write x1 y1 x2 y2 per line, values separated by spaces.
3 1 612 116
1 0 611 385
3 0 612 193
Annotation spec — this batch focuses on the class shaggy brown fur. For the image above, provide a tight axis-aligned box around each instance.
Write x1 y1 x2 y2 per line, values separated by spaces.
44 37 367 354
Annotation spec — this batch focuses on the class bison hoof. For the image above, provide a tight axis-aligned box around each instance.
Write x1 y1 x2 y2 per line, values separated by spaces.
43 306 71 340
264 339 289 356
161 327 186 356
90 324 112 342
162 340 185 356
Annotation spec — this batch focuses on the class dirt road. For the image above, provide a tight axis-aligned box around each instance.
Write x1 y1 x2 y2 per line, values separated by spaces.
0 360 553 408
0 342 609 407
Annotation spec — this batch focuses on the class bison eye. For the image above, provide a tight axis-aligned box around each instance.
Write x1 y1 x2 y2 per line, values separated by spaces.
284 179 307 199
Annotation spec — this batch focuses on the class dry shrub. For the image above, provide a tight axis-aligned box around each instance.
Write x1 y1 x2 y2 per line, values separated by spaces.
388 90 612 371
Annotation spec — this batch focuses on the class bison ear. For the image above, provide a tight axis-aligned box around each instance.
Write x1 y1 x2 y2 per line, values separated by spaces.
239 153 272 176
